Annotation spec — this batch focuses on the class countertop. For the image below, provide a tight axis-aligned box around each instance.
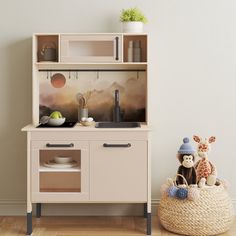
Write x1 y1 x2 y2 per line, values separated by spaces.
22 123 151 132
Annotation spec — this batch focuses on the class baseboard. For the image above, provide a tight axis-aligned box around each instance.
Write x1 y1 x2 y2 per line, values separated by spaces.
0 199 158 216
0 200 26 216
0 199 234 216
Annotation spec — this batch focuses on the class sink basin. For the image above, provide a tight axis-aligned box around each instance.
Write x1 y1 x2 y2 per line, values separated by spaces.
95 122 141 128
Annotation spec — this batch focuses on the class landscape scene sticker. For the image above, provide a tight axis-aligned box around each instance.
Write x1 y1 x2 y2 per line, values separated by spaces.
39 72 146 122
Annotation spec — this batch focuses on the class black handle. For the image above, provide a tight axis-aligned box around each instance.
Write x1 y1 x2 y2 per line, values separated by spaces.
103 143 131 148
115 37 119 61
46 143 74 148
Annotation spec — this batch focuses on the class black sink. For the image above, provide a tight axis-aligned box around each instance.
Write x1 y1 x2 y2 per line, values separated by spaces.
95 122 141 128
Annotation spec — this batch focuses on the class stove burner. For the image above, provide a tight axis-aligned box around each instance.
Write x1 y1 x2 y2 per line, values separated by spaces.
36 122 77 128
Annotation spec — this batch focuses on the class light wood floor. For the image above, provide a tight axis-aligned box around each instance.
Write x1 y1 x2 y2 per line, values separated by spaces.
0 216 235 235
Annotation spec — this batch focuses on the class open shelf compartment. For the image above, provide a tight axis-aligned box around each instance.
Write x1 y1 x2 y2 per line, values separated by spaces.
36 35 59 62
39 149 81 192
123 35 147 63
40 172 81 192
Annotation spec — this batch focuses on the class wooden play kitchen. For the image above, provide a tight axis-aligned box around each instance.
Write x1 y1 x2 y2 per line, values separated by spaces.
22 33 151 235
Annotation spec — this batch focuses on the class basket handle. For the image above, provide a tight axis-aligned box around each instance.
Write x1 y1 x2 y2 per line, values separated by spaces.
174 174 189 187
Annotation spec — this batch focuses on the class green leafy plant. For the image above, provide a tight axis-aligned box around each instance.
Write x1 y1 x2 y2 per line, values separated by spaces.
120 7 148 24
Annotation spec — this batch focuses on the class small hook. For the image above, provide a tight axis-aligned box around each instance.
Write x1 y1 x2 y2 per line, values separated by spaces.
50 71 52 78
46 71 49 79
76 71 78 79
97 71 99 79
69 71 71 79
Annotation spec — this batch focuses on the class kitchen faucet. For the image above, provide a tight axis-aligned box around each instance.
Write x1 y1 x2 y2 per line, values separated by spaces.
113 89 121 122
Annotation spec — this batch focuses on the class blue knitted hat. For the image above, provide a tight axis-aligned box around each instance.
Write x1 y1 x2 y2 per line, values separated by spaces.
178 137 195 154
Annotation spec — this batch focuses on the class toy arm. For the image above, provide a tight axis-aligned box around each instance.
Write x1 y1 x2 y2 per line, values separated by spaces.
177 166 184 185
207 162 217 186
194 160 200 170
210 162 217 176
192 167 197 185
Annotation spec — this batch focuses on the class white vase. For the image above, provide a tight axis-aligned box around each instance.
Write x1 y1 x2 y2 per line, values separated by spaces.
78 108 88 122
123 22 143 33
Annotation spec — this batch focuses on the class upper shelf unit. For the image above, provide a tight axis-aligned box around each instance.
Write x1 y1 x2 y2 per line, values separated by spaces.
34 33 148 65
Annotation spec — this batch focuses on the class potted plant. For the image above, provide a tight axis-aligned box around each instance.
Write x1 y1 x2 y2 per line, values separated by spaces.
120 7 147 33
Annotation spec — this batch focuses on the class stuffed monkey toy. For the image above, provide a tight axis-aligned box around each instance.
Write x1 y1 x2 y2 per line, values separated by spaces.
177 137 197 185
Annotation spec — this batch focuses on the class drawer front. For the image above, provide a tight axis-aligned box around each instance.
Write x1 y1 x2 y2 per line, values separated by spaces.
90 140 147 202
60 34 122 63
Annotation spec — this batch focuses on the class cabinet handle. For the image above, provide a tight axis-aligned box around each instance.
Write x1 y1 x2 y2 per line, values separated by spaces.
46 143 74 148
103 143 131 148
115 37 119 61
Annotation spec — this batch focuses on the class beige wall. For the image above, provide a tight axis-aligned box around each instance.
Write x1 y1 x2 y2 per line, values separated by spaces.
0 0 236 213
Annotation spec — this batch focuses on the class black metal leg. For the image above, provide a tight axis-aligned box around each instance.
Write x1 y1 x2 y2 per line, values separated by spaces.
27 212 32 235
144 203 147 218
36 203 41 218
147 213 151 235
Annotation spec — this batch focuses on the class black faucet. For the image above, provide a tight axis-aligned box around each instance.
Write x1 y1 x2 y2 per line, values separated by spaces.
113 89 121 122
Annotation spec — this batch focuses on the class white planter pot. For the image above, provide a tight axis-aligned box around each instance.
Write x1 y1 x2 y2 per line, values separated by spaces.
123 22 143 33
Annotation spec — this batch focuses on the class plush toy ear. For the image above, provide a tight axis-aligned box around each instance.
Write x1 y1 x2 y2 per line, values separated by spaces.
193 135 201 143
209 136 216 143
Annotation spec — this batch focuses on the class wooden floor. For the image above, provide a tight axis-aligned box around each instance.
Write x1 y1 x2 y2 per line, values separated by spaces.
0 216 235 235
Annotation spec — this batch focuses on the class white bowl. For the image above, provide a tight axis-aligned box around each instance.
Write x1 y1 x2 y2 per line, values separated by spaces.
47 117 66 126
54 156 73 164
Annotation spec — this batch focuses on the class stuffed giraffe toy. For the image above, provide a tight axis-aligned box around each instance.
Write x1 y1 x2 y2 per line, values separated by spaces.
193 135 217 187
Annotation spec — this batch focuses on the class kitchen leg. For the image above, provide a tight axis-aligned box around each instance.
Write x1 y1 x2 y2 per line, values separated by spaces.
146 212 152 235
27 133 32 235
36 203 41 218
144 203 147 218
27 212 32 235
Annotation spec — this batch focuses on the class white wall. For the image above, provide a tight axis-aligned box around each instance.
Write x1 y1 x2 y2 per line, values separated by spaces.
0 0 236 214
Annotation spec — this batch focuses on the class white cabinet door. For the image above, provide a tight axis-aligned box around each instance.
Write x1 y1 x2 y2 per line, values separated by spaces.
60 34 122 63
90 141 147 202
31 141 89 203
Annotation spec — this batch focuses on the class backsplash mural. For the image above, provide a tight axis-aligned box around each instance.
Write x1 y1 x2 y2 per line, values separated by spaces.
39 71 146 122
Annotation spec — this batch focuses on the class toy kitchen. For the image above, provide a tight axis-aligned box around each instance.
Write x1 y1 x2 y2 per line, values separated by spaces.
22 33 151 235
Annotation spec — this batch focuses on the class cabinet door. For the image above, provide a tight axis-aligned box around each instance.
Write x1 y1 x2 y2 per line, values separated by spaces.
31 141 89 203
90 141 147 202
60 34 122 63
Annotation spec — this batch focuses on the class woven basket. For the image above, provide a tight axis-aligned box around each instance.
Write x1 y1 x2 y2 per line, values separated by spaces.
159 175 234 236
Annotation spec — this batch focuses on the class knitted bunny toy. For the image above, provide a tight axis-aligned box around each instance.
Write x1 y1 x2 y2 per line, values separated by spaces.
193 135 217 187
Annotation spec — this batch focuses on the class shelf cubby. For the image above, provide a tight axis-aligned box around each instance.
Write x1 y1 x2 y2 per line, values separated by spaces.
39 149 81 192
123 35 147 63
40 172 81 192
36 35 59 62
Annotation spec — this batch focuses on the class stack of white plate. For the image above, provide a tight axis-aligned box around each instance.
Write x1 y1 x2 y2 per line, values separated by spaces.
43 156 77 168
